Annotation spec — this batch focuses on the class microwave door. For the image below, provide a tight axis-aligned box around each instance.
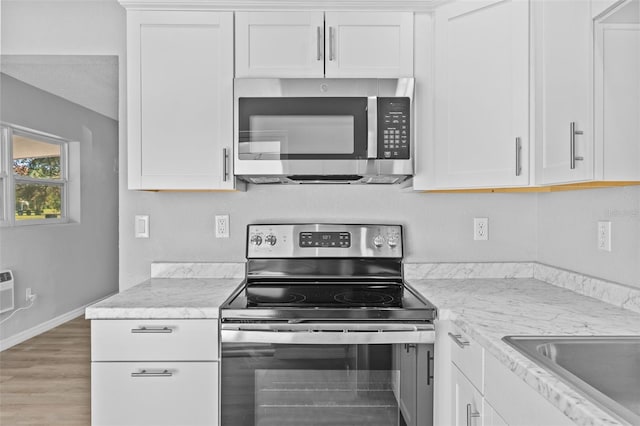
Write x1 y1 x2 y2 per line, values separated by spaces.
238 97 369 161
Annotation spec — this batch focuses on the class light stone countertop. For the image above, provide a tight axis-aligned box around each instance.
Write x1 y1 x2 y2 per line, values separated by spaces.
407 278 640 426
84 278 243 319
84 261 640 426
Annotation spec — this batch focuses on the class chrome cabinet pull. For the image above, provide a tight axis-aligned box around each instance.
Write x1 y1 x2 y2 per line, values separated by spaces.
131 369 173 378
570 122 584 169
427 350 434 386
515 137 522 176
131 326 173 334
466 403 481 426
317 26 323 61
448 332 470 348
404 343 416 353
329 27 335 61
222 147 229 182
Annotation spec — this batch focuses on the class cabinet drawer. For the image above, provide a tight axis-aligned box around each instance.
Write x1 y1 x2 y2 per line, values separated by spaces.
92 361 218 426
92 319 218 361
448 327 484 392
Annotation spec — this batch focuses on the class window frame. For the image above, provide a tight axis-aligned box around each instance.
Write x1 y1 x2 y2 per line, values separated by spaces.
0 127 7 224
1 124 71 226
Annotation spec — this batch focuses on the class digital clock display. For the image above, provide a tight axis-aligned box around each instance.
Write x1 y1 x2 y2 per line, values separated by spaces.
299 232 351 248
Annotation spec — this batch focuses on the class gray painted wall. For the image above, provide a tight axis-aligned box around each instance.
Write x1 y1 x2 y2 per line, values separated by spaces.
0 74 119 339
538 186 640 287
120 186 539 288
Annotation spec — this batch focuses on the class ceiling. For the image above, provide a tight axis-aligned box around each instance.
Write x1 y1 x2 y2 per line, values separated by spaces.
1 55 119 121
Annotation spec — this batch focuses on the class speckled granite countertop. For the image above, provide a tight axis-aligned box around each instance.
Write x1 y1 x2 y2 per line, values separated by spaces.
85 278 242 319
408 278 640 426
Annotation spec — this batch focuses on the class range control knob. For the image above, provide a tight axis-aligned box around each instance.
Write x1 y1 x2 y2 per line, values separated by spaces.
264 234 277 246
373 235 385 248
250 234 263 246
387 234 399 248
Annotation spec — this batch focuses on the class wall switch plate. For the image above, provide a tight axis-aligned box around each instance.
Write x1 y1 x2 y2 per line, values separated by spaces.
135 215 149 238
215 215 229 238
474 217 489 241
597 221 612 251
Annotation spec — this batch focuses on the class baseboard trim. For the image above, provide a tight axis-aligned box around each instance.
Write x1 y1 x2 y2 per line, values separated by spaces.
0 293 117 352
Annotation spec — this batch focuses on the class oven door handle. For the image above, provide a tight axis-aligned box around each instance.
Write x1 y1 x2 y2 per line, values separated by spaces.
221 324 435 345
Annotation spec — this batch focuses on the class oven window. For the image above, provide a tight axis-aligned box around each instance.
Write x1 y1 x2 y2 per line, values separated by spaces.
222 343 405 426
238 97 368 160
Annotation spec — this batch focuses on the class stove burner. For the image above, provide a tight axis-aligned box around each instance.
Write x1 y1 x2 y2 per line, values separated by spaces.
334 290 395 306
248 292 307 305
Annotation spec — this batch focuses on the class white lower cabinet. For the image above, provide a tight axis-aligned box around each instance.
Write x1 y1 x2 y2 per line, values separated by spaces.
92 362 218 426
91 319 219 426
452 367 483 426
437 322 574 426
484 351 574 426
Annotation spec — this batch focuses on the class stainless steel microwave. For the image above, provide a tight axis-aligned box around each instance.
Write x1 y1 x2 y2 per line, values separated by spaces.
233 78 414 184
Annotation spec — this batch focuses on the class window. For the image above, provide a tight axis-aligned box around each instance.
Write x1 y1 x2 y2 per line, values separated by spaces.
1 125 71 226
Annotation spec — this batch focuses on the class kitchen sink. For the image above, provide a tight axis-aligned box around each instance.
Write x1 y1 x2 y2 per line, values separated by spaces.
502 336 640 426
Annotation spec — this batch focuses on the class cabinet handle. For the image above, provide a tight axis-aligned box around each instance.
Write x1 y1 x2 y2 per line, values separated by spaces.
466 404 481 426
427 349 434 386
131 326 173 334
404 343 416 353
131 369 173 378
570 122 584 170
329 27 335 61
222 147 229 182
448 332 470 348
317 26 323 61
515 137 522 176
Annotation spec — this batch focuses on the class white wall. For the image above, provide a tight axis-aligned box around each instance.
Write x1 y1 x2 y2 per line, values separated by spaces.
538 186 640 287
0 74 119 339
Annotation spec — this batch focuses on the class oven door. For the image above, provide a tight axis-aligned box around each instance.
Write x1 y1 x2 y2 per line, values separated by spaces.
220 323 434 426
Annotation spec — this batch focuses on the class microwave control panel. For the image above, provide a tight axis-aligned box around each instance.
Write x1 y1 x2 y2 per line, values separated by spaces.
378 97 410 160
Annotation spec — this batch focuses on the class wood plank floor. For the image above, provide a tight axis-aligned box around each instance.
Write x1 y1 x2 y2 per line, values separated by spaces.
0 316 91 426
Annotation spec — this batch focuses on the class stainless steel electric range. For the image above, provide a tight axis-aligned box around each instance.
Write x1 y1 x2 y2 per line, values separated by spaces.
220 224 437 426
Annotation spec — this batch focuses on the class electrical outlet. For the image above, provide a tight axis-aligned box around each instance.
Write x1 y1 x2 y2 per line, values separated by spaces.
135 215 149 238
597 221 612 251
25 288 36 302
474 218 489 241
215 215 230 238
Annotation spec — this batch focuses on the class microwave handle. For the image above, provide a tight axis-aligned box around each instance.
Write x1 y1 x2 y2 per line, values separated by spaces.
367 97 378 159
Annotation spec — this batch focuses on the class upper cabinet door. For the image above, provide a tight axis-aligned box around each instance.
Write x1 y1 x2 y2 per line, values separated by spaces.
324 12 414 78
534 0 593 184
127 11 234 190
235 11 325 78
432 0 529 189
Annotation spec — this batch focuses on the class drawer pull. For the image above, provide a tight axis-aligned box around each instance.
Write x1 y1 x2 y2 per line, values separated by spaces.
448 332 470 348
466 403 481 426
131 326 173 334
131 369 173 378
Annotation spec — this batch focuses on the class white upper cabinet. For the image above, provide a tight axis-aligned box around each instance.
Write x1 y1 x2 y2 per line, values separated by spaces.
127 11 235 190
430 0 529 189
235 11 325 78
324 12 414 78
235 11 414 78
534 0 594 185
594 7 640 181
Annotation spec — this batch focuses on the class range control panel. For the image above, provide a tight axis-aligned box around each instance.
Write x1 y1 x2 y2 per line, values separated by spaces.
299 232 351 248
378 97 410 160
247 224 402 258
